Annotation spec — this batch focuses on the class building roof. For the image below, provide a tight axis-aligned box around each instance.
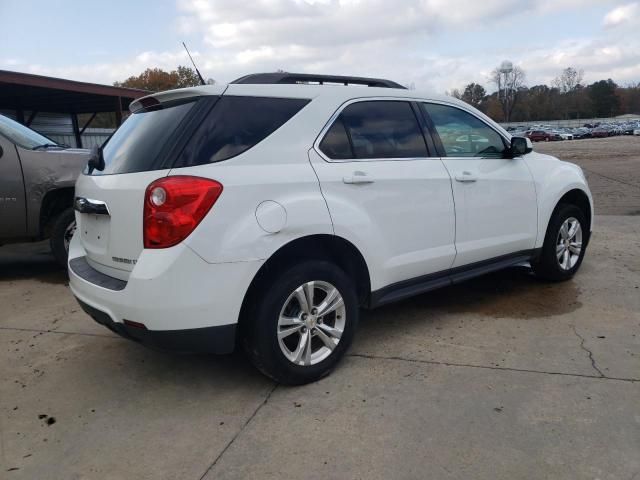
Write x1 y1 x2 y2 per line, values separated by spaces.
0 70 149 114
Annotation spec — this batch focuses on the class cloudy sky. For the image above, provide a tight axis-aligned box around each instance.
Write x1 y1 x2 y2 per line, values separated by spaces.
1 0 638 93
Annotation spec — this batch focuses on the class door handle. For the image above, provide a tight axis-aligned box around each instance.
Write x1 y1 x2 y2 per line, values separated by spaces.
74 197 110 215
343 171 375 184
455 171 477 183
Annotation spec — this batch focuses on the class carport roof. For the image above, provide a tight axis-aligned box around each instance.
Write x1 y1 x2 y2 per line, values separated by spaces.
0 70 149 114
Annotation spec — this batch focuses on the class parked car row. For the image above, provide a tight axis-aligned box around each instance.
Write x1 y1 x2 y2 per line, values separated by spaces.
505 121 640 141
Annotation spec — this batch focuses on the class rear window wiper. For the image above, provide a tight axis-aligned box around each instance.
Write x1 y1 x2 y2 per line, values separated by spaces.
33 143 61 150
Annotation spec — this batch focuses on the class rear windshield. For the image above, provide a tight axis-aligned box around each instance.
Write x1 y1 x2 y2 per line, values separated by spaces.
176 96 309 167
91 99 197 175
89 95 308 175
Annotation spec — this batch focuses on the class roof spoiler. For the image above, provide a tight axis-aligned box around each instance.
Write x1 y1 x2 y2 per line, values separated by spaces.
231 72 406 89
129 85 227 113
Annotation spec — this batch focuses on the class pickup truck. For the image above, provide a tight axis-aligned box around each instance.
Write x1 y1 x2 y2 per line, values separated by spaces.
0 114 90 266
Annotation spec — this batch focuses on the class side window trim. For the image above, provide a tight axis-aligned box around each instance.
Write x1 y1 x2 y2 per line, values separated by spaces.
165 96 220 170
410 101 437 156
314 98 438 162
419 101 509 158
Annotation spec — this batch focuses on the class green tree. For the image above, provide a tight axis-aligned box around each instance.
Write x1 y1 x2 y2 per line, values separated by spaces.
460 83 486 109
616 82 640 114
176 65 202 88
588 79 620 117
114 66 209 92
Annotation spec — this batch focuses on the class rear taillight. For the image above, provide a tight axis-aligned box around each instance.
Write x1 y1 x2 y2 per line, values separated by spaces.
143 176 223 249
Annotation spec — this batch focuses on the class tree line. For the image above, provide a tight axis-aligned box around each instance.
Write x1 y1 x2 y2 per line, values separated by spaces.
450 64 640 123
111 63 639 124
113 66 215 91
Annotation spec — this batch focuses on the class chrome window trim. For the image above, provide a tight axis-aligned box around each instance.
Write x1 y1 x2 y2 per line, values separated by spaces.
312 96 510 163
313 97 434 163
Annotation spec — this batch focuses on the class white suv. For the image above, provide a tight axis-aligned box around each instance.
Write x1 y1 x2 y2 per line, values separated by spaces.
68 73 593 384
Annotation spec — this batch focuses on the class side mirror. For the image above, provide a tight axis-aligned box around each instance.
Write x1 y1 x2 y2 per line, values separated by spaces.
0 145 3 159
507 136 532 158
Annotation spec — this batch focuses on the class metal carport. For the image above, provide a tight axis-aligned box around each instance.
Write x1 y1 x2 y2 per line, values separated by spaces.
0 70 148 147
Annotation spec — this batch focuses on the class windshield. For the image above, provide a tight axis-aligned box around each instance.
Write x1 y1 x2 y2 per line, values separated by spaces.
0 114 57 149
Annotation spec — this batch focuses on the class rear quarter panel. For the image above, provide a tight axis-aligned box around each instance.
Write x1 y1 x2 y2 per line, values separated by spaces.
175 97 336 264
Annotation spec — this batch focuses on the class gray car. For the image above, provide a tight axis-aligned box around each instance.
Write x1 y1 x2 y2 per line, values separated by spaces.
0 114 90 266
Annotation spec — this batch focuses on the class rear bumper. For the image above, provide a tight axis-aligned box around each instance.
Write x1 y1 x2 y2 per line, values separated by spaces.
68 234 263 354
76 298 236 354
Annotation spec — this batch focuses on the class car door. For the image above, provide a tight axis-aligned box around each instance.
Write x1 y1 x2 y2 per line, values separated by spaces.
0 135 27 239
421 102 537 267
309 99 456 292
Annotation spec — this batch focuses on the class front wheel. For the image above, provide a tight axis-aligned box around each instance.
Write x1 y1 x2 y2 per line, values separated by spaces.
50 208 76 268
532 204 587 281
243 260 359 385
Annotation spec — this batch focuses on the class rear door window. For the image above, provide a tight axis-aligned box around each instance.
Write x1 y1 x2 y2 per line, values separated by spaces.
177 96 309 166
320 101 428 160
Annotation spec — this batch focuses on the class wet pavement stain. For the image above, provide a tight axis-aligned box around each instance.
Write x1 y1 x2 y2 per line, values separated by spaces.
441 268 582 319
365 267 582 325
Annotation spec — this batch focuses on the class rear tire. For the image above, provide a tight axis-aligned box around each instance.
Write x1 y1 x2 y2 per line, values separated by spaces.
243 260 359 385
50 208 76 268
532 204 587 281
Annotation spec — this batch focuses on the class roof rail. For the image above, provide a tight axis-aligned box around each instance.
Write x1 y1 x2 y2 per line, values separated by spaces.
230 72 406 89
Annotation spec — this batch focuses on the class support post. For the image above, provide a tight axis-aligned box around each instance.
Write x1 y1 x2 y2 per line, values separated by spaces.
80 112 97 135
115 97 123 126
26 111 38 127
71 113 83 148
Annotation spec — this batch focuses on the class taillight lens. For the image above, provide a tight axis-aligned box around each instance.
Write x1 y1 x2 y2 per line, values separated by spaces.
143 176 223 249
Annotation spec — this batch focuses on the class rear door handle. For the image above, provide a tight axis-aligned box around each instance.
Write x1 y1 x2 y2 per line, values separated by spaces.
343 171 375 184
455 172 477 183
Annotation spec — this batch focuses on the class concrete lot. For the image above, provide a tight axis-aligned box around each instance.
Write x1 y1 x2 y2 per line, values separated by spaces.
2 138 639 479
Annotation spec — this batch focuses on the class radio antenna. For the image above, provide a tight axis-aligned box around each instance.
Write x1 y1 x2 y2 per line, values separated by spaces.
182 42 206 85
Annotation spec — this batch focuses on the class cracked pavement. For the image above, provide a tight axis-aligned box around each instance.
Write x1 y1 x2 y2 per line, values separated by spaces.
2 215 638 479
571 324 606 378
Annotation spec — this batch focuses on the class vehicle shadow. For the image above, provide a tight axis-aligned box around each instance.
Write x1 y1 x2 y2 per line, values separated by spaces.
63 332 278 397
0 241 67 284
359 266 583 337
103 267 583 387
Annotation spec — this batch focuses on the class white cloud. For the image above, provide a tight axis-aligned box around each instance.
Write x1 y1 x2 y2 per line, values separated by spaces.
170 0 634 90
2 0 637 93
604 2 639 27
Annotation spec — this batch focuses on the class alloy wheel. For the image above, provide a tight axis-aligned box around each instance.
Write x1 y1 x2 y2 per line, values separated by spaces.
556 217 582 270
277 280 346 366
